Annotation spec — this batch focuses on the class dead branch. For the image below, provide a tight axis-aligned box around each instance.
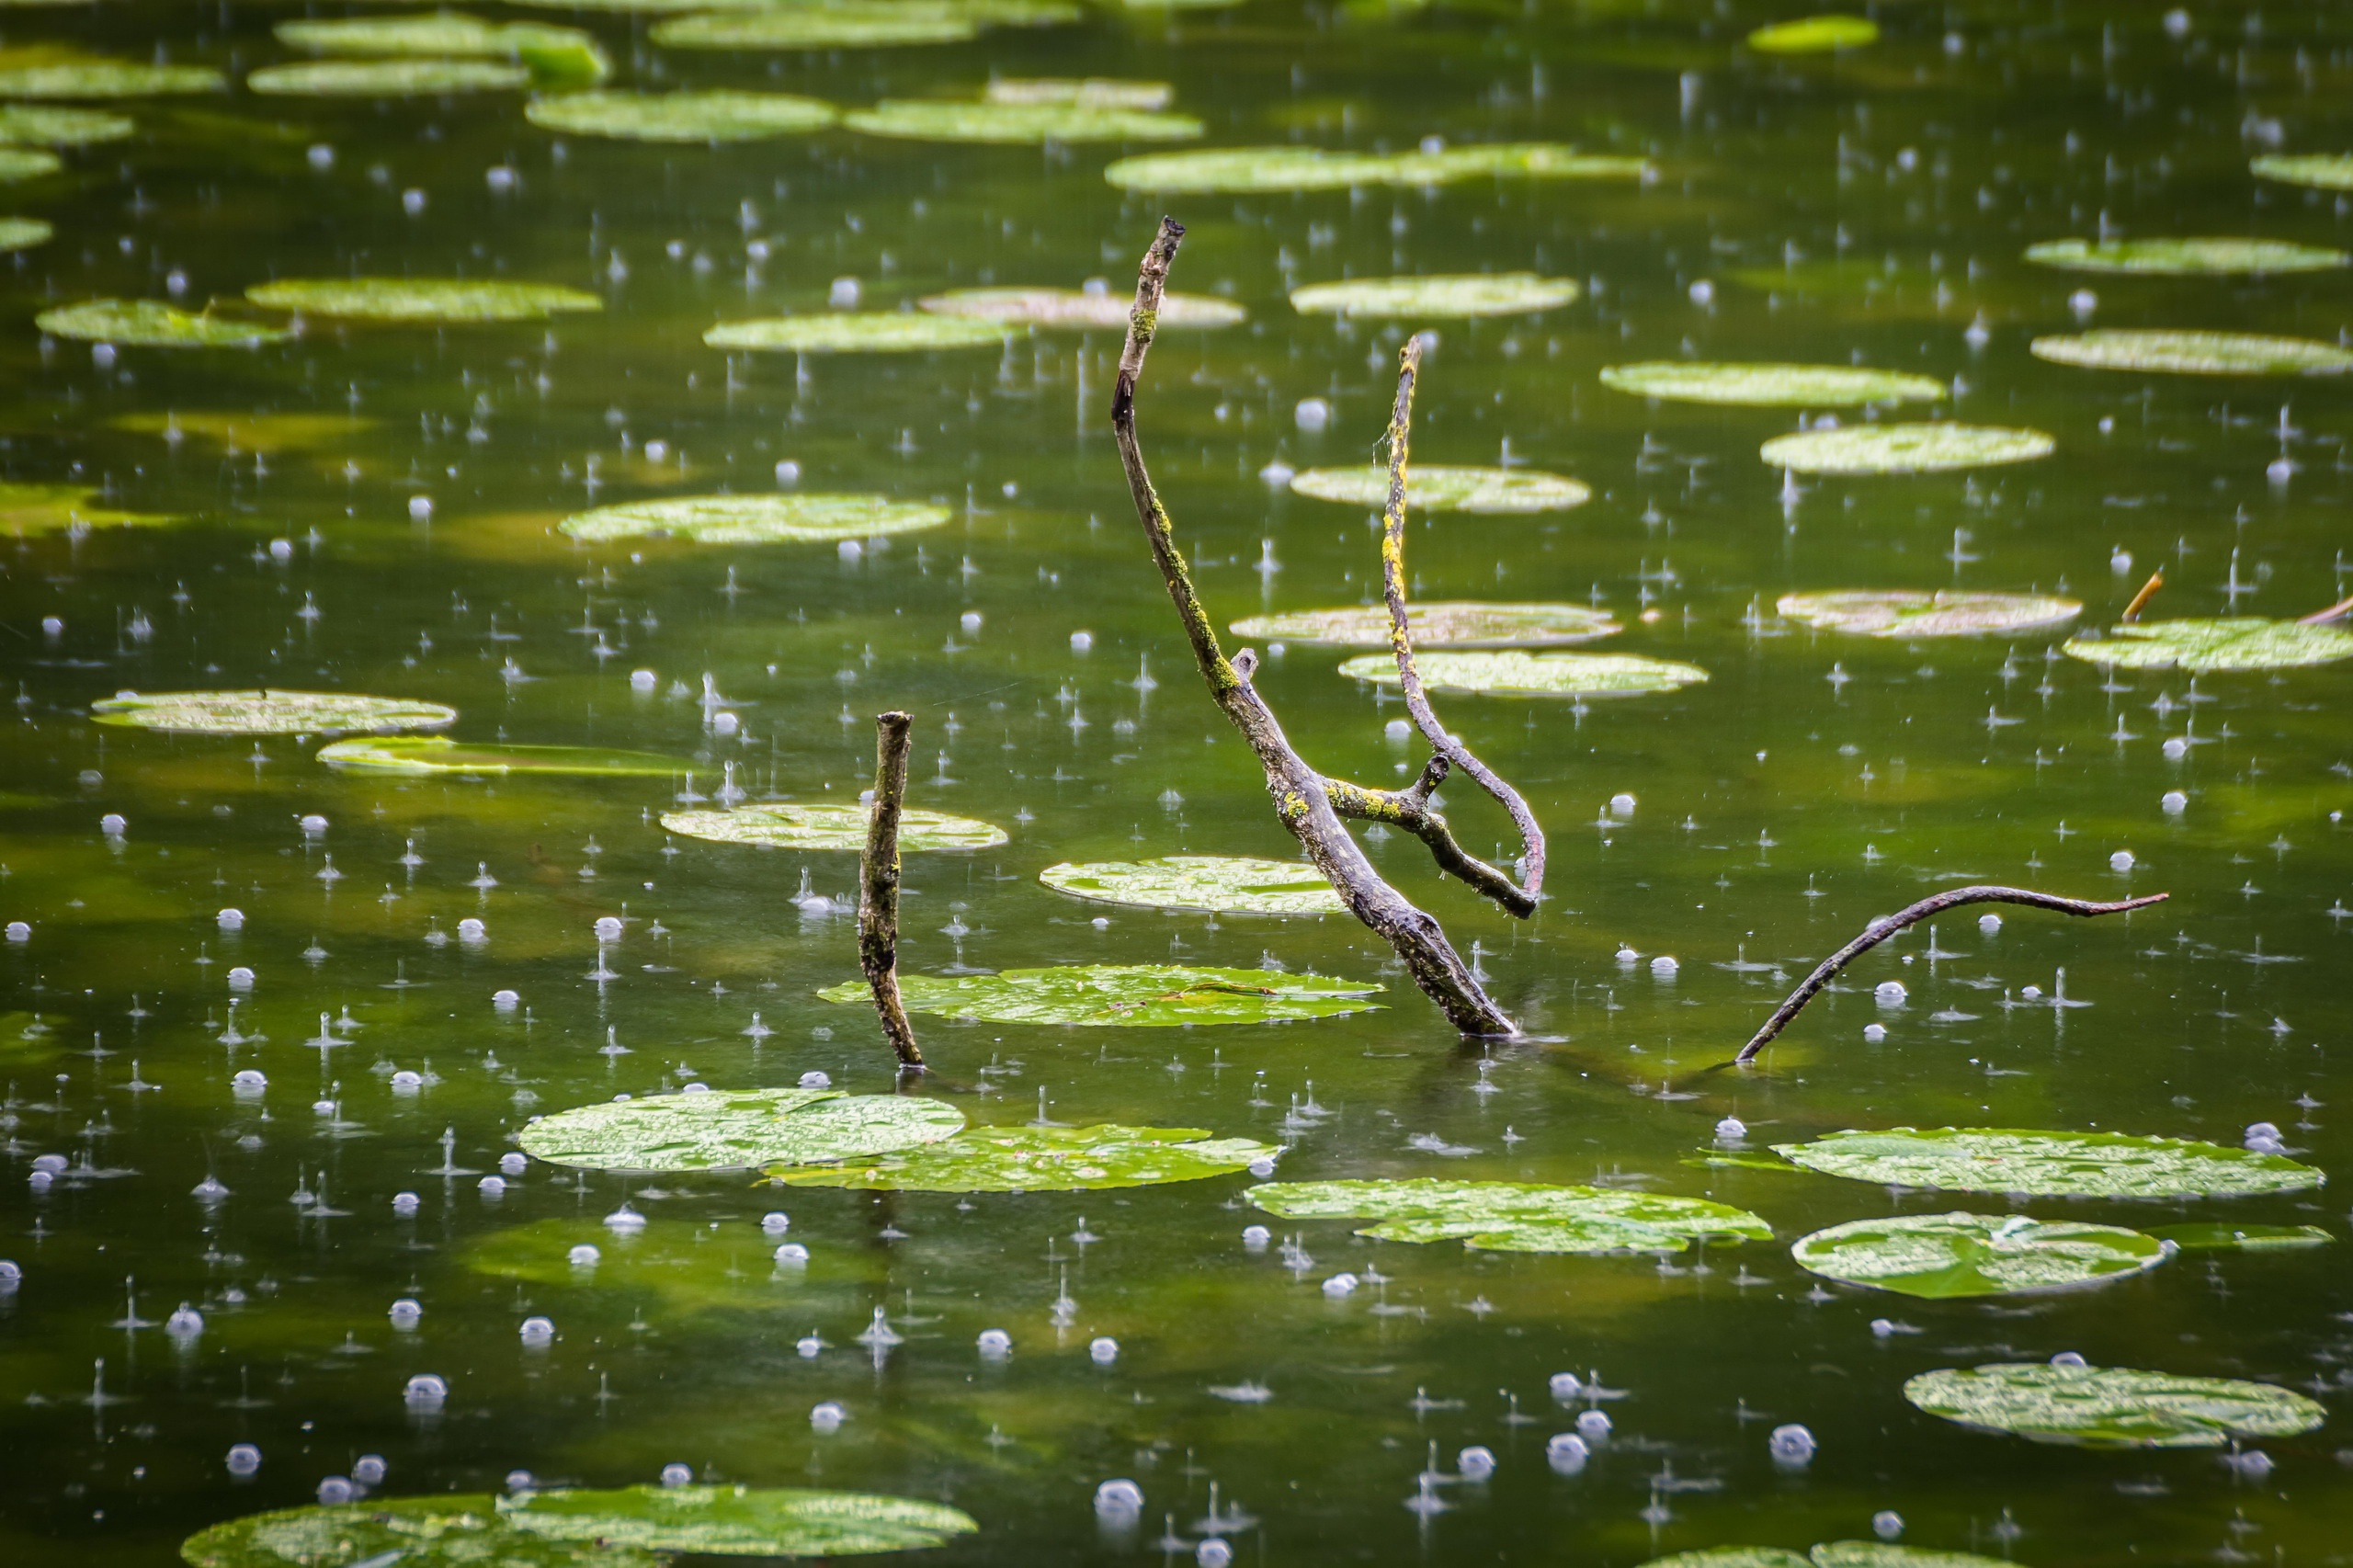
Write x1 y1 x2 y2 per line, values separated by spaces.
1733 884 2169 1064
858 710 923 1070
2120 569 2164 623
2297 593 2353 625
1111 216 1516 1037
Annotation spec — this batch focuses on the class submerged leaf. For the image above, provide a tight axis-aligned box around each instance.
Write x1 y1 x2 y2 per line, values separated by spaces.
1601 361 1944 406
919 286 1242 328
704 312 1009 352
1039 856 1344 915
1748 15 1878 52
1291 273 1577 318
663 802 1006 850
0 104 132 144
1791 1211 2171 1298
1777 591 2081 638
2062 618 2353 673
2144 1222 2334 1251
1104 142 1642 193
845 99 1202 143
184 1497 665 1568
0 481 156 536
38 299 291 348
1232 602 1618 648
822 964 1382 1026
984 77 1172 110
562 493 951 544
246 60 534 97
1758 424 2054 474
2251 153 2353 191
500 1485 978 1557
2024 237 2348 275
1904 1361 2326 1448
248 278 601 322
90 689 458 736
650 3 1082 50
112 412 377 451
1339 649 1709 698
2030 330 2353 375
0 147 57 179
316 736 683 778
517 1088 964 1172
767 1122 1278 1191
1773 1128 2325 1199
0 62 225 98
273 14 608 78
1246 1178 1773 1254
524 89 836 142
1289 464 1591 512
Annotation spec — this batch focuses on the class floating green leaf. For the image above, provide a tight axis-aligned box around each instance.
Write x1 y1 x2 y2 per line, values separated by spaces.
1246 1179 1773 1254
0 216 51 251
505 0 772 10
705 312 1009 352
2252 153 2353 191
845 99 1202 143
518 1087 965 1172
0 104 132 144
38 300 292 348
822 964 1382 1026
1104 142 1644 193
1339 649 1709 698
1291 273 1578 318
2062 618 2353 673
315 736 684 777
663 802 1006 850
2024 237 2348 275
0 62 225 98
247 278 601 322
984 76 1172 110
2030 330 2353 376
767 1122 1279 1191
184 1496 666 1568
1758 424 2054 474
1772 1128 2325 1199
1813 1546 2017 1568
113 412 377 451
652 2 1078 50
1289 464 1591 512
562 493 951 545
918 286 1242 329
1643 1551 1811 1568
1791 1211 2171 1299
246 60 534 97
1777 590 2081 638
1601 361 1945 406
524 89 836 142
90 689 459 736
1232 602 1619 648
0 481 156 536
1039 856 1344 915
1904 1361 2326 1448
273 15 609 82
500 1485 978 1557
2145 1222 2334 1251
1748 15 1879 52
0 148 58 180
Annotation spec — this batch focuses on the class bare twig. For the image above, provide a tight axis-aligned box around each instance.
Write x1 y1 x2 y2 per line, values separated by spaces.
2120 569 2164 623
1733 884 2169 1064
1111 216 1516 1037
858 710 922 1070
2297 593 2353 626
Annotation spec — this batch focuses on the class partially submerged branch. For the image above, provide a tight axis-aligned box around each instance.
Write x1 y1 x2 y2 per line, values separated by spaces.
858 710 923 1071
2119 570 2164 623
1733 884 2169 1064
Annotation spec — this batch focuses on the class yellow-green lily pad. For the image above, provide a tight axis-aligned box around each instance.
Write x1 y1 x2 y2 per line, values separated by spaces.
184 1498 665 1568
1104 142 1643 193
1778 590 2081 638
1339 649 1709 698
984 76 1172 109
1602 361 1945 406
2252 153 2353 191
1773 1128 2325 1198
0 62 225 98
918 286 1242 329
1232 602 1619 648
498 1486 978 1558
845 99 1201 143
705 312 1009 352
822 963 1381 1026
1247 1178 1772 1254
2024 237 2348 275
38 299 291 347
767 1122 1279 1191
1039 856 1344 915
316 736 684 777
524 89 836 142
1289 464 1590 512
2063 617 2353 673
562 493 952 544
663 801 1006 850
0 104 132 144
517 1087 965 1172
1759 424 2054 473
1748 15 1879 52
0 481 159 537
246 60 534 97
248 278 601 322
1904 1362 2326 1449
2030 330 2353 375
91 689 458 736
1291 273 1578 318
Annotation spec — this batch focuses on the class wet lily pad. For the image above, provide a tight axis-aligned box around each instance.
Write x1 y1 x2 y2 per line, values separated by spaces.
1772 1128 2325 1199
1791 1211 2171 1299
1813 1547 2017 1568
37 300 292 348
845 100 1202 143
1600 362 1945 406
90 689 459 736
1289 464 1591 512
984 77 1172 110
247 61 535 97
1903 1362 2326 1448
662 802 1006 850
1758 424 2054 473
2024 237 2348 275
518 1087 965 1172
316 736 684 777
500 1485 978 1557
821 964 1382 1026
0 216 51 250
2252 153 2353 191
1777 590 2081 638
184 1497 667 1568
246 278 601 322
113 411 377 451
275 15 608 81
524 89 836 142
1291 273 1578 318
918 286 1243 329
704 312 1009 352
2061 618 2353 673
1246 1179 1772 1254
0 481 156 536
767 1122 1279 1191
1339 649 1709 698
1643 1553 1811 1568
0 62 225 98
2029 330 2353 375
563 493 952 544
2146 1222 2334 1251
0 147 58 179
1748 15 1879 52
651 3 1078 51
0 104 133 144
1232 602 1618 648
1103 142 1643 193
1038 856 1344 915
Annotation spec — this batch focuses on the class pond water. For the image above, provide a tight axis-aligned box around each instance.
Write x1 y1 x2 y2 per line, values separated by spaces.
2 1 2349 1563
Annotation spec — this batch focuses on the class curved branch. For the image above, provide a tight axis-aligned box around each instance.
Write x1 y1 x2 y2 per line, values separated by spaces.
1323 768 1538 917
1734 885 2169 1064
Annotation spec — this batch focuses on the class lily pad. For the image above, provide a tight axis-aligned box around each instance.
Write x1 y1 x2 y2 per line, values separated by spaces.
37 300 292 348
2061 618 2353 673
918 286 1243 329
2252 153 2353 191
1777 590 2081 638
113 412 377 451
184 1497 666 1568
563 493 949 545
1813 1547 2018 1568
517 1087 965 1172
984 77 1172 110
1903 1361 2326 1449
662 802 1006 850
1643 1554 1810 1568
0 62 225 98
1103 142 1643 194
90 689 459 736
0 148 58 179
1339 649 1709 698
2146 1222 2333 1251
767 1122 1279 1191
2024 237 2349 275
274 15 608 79
1038 856 1344 915
0 481 155 536
525 89 836 142
652 3 1079 51
1600 362 1945 406
1790 1211 2171 1299
1758 424 2054 473
316 736 684 777
500 1485 978 1557
246 61 534 97
2029 330 2353 376
821 964 1382 1026
845 100 1202 143
1289 464 1591 512
0 105 133 144
704 312 1009 353
1748 15 1879 52
1233 602 1617 649
1771 1128 2325 1199
506 0 772 9
1245 1179 1772 1254
246 278 602 323
0 217 50 250
1291 273 1578 318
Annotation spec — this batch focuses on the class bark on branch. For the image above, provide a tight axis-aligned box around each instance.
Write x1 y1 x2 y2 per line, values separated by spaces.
858 710 923 1070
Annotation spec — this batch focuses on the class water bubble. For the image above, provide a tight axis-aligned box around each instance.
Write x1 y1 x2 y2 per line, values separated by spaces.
2164 6 2190 37
568 1244 600 1267
1548 1371 1583 1400
1688 280 1714 307
1458 1446 1497 1481
1769 1424 1816 1465
1258 460 1296 486
1608 792 1636 817
217 907 245 931
403 1373 449 1407
407 494 434 523
300 814 329 836
353 1456 386 1486
1863 1023 1888 1043
1246 1156 1278 1177
796 1334 824 1358
1321 1272 1360 1298
1294 397 1332 432
1544 1433 1589 1474
1382 718 1412 740
774 1243 809 1264
1615 945 1639 963
1978 913 2001 935
2161 790 2188 814
268 537 295 562
478 1176 507 1199
681 1081 713 1095
226 966 256 991
798 1070 832 1089
492 989 520 1011
166 1303 204 1338
232 1069 267 1095
100 812 126 835
2109 849 2136 871
977 1328 1013 1357
828 276 861 308
226 1444 262 1476
605 1205 646 1233
401 187 426 215
318 1476 355 1505
659 1462 693 1487
2245 1121 2281 1141
306 143 334 170
760 1211 791 1234
1650 955 1679 978
838 538 862 562
1714 1117 1746 1142
459 917 487 942
1070 630 1095 653
517 1316 555 1346
392 1192 420 1216
774 460 801 485
1873 1512 1904 1541
1870 1318 1898 1337
810 1401 847 1433
1197 1540 1233 1568
2162 736 2189 760
506 1471 535 1493
2067 288 2097 320
1874 981 1906 1006
2223 1449 2274 1479
91 341 118 370
630 668 658 693
485 165 517 193
1241 1225 1270 1250
593 915 624 941
499 1153 528 1178
2050 1351 2088 1369
1089 1336 1120 1364
389 1298 423 1326
392 1070 424 1090
1095 1479 1144 1513
1574 1409 1611 1439
4 922 27 942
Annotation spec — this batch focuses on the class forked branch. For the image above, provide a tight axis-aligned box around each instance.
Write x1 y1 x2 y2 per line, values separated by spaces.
858 710 923 1070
